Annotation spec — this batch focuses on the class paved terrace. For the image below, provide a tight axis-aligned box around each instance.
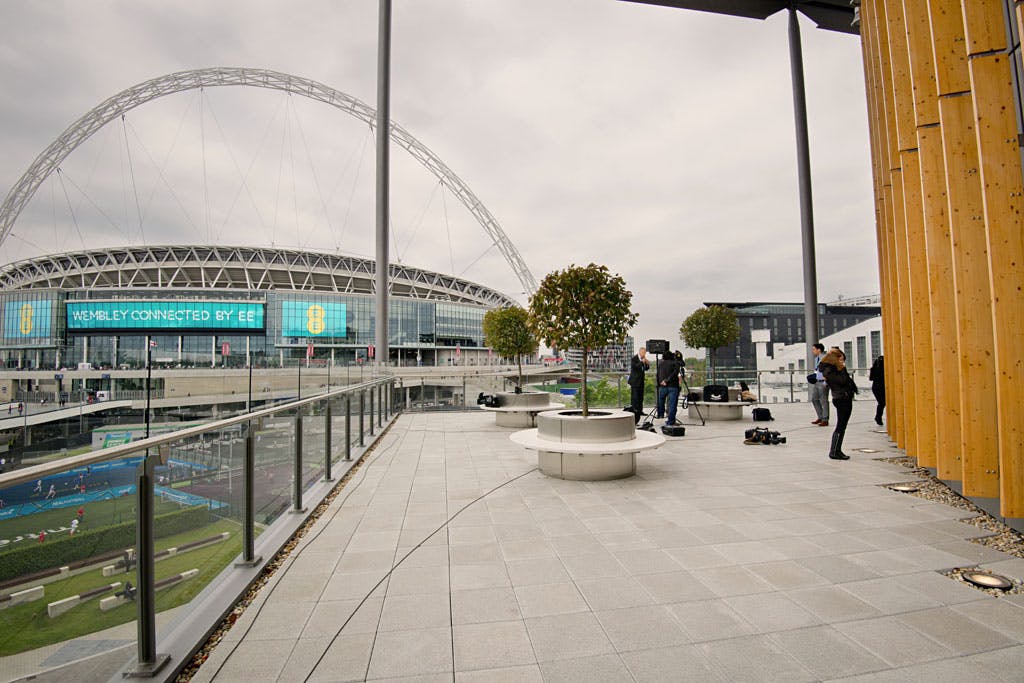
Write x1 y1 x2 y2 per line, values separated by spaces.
192 404 1024 682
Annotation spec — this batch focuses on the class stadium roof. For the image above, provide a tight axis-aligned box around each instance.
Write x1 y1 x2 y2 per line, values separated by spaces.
0 245 516 309
620 1 860 35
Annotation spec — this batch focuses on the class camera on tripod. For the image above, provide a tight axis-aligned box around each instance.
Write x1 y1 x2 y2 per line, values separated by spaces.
744 427 787 445
477 392 499 408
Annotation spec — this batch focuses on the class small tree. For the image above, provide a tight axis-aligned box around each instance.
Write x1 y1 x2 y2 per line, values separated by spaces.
679 305 740 382
528 264 638 416
482 305 537 389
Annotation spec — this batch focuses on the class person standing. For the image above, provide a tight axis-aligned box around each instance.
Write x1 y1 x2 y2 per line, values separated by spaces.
809 343 830 426
819 348 858 460
656 350 683 426
869 355 885 426
627 347 650 424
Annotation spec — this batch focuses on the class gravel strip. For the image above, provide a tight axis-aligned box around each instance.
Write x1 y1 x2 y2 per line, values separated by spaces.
878 455 1024 595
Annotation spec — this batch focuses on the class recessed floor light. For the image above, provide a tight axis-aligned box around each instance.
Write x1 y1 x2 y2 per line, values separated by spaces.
961 570 1013 590
857 448 881 453
889 484 919 493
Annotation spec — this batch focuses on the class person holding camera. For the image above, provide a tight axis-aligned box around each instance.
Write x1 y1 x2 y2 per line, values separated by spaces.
819 347 857 460
656 350 683 426
627 347 649 424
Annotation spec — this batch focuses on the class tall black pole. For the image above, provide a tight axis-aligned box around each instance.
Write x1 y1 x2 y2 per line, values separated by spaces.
787 7 820 371
375 0 392 368
145 339 152 439
247 349 253 412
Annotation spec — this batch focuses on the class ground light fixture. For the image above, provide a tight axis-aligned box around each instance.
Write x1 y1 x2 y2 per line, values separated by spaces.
888 484 920 493
960 570 1014 591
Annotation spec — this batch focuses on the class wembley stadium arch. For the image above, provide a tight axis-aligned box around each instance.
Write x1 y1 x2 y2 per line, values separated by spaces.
0 67 538 296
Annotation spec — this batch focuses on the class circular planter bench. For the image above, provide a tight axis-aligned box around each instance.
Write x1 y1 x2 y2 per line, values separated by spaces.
687 401 745 421
479 391 564 427
509 409 664 480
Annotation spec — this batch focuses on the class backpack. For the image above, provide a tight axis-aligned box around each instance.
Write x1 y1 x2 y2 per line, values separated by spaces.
752 407 773 422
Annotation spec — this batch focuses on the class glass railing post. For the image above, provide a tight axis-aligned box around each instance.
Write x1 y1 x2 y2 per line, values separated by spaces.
369 388 375 436
378 384 384 427
359 391 365 446
236 422 261 566
128 455 169 676
345 395 352 461
790 372 795 403
292 412 305 513
324 400 334 482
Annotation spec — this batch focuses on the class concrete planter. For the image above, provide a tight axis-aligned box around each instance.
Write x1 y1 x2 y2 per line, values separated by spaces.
480 391 563 427
510 409 664 481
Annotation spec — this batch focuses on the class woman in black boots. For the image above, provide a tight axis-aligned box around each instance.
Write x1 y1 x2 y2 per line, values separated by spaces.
819 348 858 460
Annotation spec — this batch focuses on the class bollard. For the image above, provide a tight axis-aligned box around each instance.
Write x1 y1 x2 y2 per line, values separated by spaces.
324 400 334 482
292 412 306 513
345 395 352 461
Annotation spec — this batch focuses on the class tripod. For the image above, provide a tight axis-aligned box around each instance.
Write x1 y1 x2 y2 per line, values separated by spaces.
678 371 705 426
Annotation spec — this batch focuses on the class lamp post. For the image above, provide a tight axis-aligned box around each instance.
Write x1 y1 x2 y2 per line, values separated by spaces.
145 338 154 439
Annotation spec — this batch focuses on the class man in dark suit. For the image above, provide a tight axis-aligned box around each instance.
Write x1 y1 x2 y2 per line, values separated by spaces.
627 347 649 424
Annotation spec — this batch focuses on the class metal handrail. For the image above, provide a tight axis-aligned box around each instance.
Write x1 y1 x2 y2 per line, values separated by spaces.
0 376 393 489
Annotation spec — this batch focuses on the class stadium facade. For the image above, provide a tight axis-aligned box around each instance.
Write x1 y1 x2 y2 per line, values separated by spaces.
0 245 517 370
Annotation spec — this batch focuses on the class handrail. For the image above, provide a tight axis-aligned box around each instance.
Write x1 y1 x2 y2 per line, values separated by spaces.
0 375 393 488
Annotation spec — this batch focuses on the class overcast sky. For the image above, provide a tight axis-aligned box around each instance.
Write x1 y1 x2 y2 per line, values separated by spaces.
0 0 877 352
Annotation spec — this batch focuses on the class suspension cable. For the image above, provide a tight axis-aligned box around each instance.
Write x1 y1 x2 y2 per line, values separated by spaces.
200 88 211 242
397 180 440 263
120 114 145 244
441 180 455 275
291 95 334 247
54 169 86 251
335 126 372 252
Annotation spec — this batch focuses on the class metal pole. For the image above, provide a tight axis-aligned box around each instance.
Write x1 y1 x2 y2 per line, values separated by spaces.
345 395 352 461
236 423 261 566
247 349 253 413
359 391 365 446
292 412 305 512
787 7 820 372
369 387 376 436
374 0 392 368
324 400 334 481
129 456 169 676
297 361 301 401
145 341 152 439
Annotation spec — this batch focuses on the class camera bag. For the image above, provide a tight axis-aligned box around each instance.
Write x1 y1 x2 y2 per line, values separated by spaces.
661 425 686 437
703 385 729 402
752 407 773 421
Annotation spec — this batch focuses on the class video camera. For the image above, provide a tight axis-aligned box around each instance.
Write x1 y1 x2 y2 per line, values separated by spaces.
744 427 787 445
476 392 499 408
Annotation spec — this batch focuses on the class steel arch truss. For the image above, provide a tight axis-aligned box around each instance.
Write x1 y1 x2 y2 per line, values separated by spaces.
0 67 537 296
0 244 516 308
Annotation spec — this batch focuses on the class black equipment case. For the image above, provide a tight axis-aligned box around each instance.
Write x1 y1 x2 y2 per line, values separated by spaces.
661 425 686 437
703 385 729 402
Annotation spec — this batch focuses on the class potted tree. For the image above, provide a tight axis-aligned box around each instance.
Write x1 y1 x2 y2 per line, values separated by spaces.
679 305 740 384
480 306 557 426
482 305 536 391
528 264 638 417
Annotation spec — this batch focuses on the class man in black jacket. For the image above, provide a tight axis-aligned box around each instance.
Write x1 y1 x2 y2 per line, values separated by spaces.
627 347 649 424
656 350 683 425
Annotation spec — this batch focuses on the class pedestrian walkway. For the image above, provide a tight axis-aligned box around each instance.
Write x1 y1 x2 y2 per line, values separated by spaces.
189 404 1024 682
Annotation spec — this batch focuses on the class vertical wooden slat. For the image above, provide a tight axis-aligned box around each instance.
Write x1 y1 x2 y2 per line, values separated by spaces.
918 126 963 482
961 0 1007 54
904 0 940 127
938 92 1000 499
929 0 971 96
968 50 1024 517
900 149 937 468
874 0 906 447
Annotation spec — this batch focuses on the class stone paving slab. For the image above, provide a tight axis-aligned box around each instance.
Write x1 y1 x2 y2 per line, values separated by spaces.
191 405 1024 682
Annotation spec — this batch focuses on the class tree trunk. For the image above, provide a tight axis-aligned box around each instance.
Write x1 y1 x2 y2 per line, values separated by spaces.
517 355 523 389
709 347 716 383
581 349 589 417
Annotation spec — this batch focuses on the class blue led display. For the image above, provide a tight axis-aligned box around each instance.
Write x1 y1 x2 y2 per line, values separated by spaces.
281 301 347 337
66 301 265 331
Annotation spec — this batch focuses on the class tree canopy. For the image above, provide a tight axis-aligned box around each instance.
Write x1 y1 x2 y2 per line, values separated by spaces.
528 263 637 415
679 305 740 380
482 305 536 388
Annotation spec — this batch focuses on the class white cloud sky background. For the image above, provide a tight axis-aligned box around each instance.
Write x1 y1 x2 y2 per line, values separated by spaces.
0 0 877 352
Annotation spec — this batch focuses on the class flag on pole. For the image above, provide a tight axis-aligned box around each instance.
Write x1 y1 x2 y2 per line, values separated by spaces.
149 340 157 349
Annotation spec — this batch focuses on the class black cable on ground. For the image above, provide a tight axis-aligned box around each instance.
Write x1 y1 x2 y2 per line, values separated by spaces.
203 421 402 682
302 466 539 683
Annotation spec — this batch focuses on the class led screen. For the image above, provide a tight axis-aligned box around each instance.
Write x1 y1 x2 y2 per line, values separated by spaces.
280 301 347 338
66 301 265 331
3 299 53 339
